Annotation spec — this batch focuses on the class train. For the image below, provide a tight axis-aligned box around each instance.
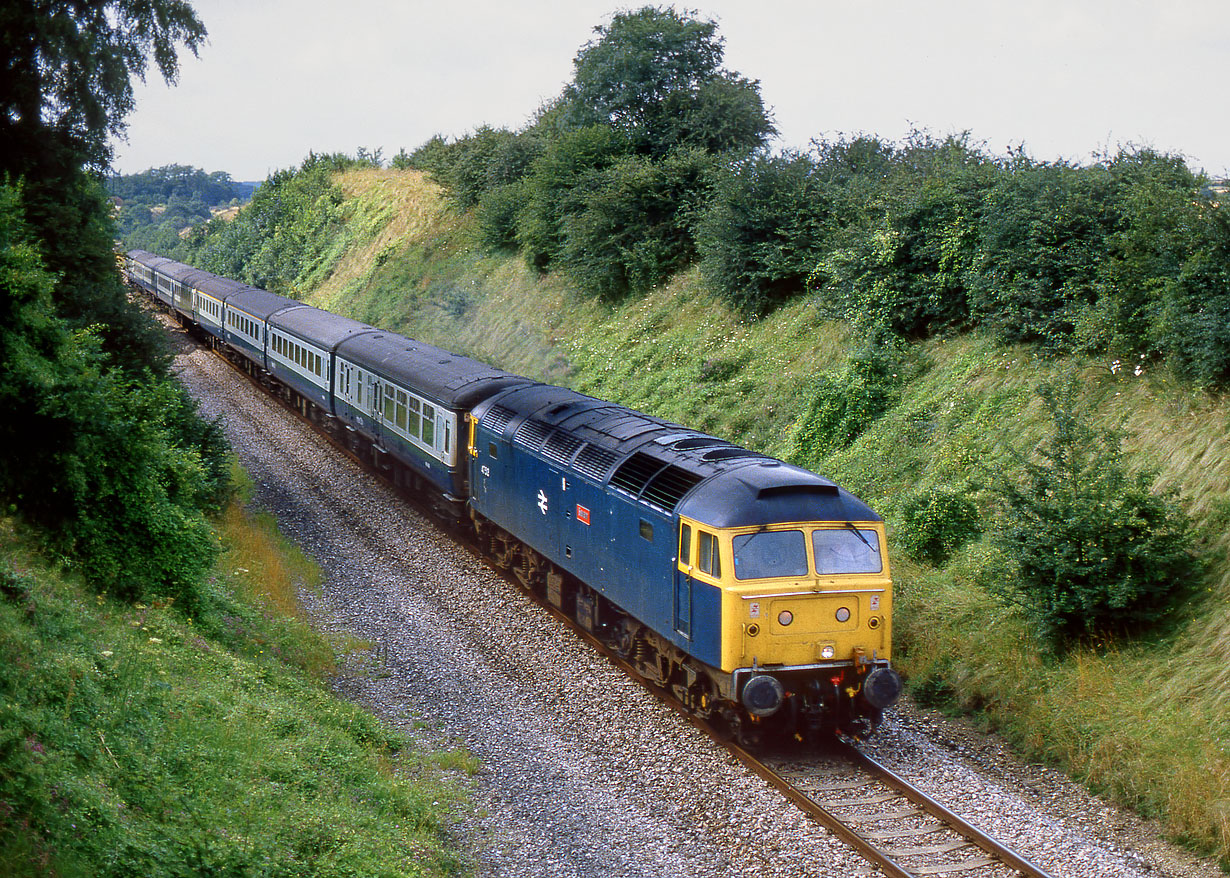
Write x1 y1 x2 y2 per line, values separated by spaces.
123 248 902 745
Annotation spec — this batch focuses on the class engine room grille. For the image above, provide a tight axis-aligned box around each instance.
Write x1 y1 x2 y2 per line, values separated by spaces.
484 405 516 436
610 451 702 512
542 431 583 465
514 419 551 449
573 444 619 481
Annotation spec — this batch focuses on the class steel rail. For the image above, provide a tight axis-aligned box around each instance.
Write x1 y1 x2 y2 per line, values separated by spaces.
841 743 1057 878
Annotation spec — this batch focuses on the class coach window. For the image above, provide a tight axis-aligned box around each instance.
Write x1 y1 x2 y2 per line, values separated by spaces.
394 389 408 432
422 403 435 446
407 398 421 438
699 531 722 578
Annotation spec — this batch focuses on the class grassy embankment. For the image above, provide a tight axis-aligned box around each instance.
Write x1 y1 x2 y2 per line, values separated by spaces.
297 167 1228 864
0 464 472 876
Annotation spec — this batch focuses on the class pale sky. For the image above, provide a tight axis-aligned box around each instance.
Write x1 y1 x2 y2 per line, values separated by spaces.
112 0 1230 182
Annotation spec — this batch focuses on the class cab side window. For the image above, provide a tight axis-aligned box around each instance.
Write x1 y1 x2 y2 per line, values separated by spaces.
698 531 721 578
679 523 691 566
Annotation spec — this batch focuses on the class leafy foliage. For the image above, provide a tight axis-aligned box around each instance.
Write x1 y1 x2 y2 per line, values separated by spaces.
988 382 1197 647
818 133 995 337
697 146 868 315
0 185 228 608
109 164 253 247
558 147 714 299
1148 195 1230 387
0 0 205 170
789 338 908 467
560 6 772 157
895 485 982 566
169 154 362 295
970 158 1121 348
514 124 632 272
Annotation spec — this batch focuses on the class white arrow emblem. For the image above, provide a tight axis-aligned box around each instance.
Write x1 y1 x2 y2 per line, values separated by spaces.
537 489 549 515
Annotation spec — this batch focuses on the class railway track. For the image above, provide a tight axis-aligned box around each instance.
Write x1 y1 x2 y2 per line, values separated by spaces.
512 574 1058 878
751 743 1057 878
167 305 1058 878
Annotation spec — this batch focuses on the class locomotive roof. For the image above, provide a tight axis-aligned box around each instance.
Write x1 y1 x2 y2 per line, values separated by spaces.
268 304 376 349
336 331 532 409
472 383 879 526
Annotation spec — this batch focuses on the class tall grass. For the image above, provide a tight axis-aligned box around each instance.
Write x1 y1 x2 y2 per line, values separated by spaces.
0 484 470 876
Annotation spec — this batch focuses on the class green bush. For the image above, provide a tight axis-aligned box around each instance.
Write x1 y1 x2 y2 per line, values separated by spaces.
1151 206 1230 387
895 485 982 566
818 134 994 338
515 125 632 272
988 382 1198 647
477 179 530 250
557 148 713 299
1 185 228 609
789 338 907 466
697 150 848 315
970 159 1120 349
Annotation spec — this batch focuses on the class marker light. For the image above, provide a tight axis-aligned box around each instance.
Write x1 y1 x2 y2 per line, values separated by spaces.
778 610 794 626
835 607 851 623
820 645 836 659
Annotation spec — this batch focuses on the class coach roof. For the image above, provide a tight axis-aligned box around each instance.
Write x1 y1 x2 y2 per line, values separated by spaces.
336 331 531 408
269 304 375 350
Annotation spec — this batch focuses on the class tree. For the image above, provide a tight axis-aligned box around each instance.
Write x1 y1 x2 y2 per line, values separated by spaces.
989 382 1196 648
1 0 207 373
0 4 228 603
560 6 773 157
0 184 226 605
1 0 206 172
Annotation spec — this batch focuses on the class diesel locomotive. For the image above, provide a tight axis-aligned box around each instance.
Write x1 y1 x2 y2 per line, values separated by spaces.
125 248 901 745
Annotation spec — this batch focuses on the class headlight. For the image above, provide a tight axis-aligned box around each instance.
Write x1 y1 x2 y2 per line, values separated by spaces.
778 610 794 626
835 607 850 623
820 644 836 659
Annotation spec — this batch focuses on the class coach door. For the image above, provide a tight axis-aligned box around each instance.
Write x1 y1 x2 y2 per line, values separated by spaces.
367 376 383 438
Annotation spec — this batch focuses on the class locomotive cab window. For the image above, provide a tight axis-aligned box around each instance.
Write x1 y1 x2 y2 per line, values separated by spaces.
733 529 808 580
698 530 721 578
813 527 882 575
679 523 691 566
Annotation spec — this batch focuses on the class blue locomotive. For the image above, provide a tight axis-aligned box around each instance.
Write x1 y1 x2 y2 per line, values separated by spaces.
125 249 901 744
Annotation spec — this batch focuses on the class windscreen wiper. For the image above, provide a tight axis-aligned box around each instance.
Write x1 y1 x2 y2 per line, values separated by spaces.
845 521 877 552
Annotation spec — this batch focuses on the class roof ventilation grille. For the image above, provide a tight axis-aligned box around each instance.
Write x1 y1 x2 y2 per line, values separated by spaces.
542 431 583 465
573 444 619 481
484 405 516 436
514 419 552 450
